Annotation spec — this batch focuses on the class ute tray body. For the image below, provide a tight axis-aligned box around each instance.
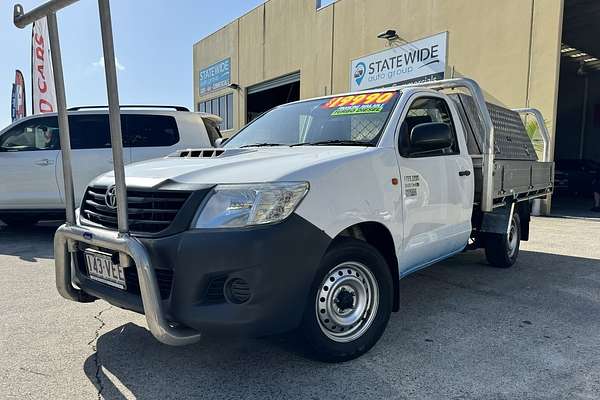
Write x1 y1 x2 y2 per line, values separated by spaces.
448 93 553 206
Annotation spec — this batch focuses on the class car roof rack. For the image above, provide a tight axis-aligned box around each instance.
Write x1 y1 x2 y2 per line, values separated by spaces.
67 105 190 112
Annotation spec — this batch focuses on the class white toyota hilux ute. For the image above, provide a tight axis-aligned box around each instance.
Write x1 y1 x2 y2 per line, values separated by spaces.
55 79 553 362
0 106 221 226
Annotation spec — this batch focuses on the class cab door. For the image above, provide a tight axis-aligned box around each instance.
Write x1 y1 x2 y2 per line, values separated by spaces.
395 94 473 275
0 117 62 209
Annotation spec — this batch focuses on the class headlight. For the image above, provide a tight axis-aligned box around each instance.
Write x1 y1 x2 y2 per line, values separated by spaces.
193 182 309 228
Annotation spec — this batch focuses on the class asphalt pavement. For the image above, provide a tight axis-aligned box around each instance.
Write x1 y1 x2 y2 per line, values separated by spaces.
0 215 599 400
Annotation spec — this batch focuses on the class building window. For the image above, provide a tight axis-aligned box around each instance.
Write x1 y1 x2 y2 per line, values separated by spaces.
198 93 234 130
316 0 336 9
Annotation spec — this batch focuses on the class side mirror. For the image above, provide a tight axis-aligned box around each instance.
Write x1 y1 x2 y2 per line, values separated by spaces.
409 122 452 154
214 137 227 148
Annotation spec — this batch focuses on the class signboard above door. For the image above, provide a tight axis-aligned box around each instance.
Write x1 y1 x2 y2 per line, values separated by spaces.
200 58 231 95
350 32 448 91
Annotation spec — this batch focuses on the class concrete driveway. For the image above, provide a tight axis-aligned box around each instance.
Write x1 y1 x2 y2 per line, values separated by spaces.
0 216 598 399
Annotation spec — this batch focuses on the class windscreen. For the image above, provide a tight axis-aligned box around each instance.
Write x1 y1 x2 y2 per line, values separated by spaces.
225 91 399 148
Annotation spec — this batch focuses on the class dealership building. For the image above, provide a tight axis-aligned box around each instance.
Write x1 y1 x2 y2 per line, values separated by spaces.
193 0 600 209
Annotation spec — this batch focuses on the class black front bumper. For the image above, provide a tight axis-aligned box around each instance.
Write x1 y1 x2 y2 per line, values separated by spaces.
73 213 332 337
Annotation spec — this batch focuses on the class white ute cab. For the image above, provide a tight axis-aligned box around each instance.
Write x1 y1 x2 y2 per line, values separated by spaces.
0 105 221 226
57 79 553 362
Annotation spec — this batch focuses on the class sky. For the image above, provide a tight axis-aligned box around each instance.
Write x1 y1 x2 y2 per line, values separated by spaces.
0 0 265 128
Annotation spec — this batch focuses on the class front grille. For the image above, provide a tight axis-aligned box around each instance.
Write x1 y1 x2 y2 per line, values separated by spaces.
124 267 174 300
81 187 190 234
203 275 227 304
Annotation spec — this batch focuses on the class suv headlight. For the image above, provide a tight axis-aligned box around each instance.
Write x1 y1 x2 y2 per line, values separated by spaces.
192 182 309 229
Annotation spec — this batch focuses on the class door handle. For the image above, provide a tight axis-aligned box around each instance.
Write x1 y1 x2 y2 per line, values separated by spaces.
35 158 54 166
458 170 471 177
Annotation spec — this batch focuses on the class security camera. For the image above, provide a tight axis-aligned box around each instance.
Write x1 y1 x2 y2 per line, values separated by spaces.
377 30 399 40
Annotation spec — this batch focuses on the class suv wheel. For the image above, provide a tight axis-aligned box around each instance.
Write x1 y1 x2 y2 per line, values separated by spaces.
300 238 393 362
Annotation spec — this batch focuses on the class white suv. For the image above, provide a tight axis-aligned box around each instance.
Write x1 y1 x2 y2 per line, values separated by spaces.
0 106 221 226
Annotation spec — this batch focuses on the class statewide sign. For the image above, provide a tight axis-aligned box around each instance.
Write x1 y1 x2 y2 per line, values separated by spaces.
199 58 231 95
350 32 447 91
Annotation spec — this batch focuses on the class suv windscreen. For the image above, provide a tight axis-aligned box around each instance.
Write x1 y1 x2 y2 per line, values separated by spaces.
225 91 399 148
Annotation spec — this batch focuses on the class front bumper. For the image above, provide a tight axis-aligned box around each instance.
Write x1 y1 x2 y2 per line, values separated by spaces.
60 214 332 340
55 223 202 346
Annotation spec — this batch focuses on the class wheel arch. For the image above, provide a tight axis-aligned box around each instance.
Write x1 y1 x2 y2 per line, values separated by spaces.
331 221 400 312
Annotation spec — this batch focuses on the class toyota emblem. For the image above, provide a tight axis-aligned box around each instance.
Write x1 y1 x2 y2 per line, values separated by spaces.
105 185 118 209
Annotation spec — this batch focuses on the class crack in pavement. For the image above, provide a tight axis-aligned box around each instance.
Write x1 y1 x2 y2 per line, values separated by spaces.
19 367 51 377
87 306 112 400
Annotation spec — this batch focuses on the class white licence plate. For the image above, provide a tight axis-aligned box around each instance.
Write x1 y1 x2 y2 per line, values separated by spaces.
84 250 127 290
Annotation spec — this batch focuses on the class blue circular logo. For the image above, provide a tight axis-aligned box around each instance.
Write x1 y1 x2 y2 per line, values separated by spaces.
354 62 366 86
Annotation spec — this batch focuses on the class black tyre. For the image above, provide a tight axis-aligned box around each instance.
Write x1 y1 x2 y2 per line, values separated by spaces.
300 238 393 363
485 212 521 268
0 215 39 228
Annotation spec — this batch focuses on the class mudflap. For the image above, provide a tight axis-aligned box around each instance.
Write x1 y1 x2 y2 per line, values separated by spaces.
480 203 515 235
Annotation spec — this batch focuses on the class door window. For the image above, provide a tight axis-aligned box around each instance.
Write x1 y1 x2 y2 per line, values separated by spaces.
0 117 60 152
68 115 112 149
399 97 459 157
123 115 179 147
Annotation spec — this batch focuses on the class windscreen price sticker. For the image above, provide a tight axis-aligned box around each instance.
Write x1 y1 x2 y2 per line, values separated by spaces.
322 92 397 116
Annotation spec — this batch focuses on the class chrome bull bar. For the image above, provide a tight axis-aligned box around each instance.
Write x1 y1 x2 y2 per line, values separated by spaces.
14 0 201 346
54 223 202 346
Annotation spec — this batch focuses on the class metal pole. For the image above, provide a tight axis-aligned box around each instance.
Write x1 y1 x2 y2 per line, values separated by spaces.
13 0 78 28
513 108 551 162
98 0 128 235
513 107 553 215
47 12 76 225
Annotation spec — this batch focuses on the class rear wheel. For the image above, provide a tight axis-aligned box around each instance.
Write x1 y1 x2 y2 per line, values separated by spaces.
300 238 393 362
485 212 521 268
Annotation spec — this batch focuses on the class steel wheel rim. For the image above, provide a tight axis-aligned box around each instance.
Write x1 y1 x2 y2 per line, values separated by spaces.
507 222 518 258
315 261 379 343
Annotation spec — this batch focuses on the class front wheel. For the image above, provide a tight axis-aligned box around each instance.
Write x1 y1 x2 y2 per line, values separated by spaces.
300 238 393 362
485 212 521 268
